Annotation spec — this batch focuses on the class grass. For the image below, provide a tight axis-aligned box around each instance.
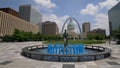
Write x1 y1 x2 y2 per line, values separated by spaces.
43 40 106 44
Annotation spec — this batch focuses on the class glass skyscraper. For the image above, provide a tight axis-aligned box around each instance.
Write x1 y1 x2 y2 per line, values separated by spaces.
19 5 42 24
108 2 120 34
19 5 42 33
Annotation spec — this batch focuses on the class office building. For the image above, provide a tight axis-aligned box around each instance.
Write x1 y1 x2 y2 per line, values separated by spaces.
0 8 19 17
42 21 59 35
82 22 90 34
108 2 120 34
19 5 42 24
87 28 106 35
0 10 39 37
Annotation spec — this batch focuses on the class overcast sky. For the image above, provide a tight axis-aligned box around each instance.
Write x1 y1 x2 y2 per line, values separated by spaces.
0 0 119 35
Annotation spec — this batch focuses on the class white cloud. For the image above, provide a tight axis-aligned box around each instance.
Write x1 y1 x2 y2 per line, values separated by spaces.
43 14 81 33
34 0 56 9
80 0 119 16
80 0 119 35
80 4 98 15
99 0 118 9
93 14 109 35
43 14 58 22
43 14 69 33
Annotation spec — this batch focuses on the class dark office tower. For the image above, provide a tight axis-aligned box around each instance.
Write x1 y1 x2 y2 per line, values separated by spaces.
108 2 120 34
0 8 19 17
42 21 59 35
93 28 106 35
82 22 90 34
19 5 42 24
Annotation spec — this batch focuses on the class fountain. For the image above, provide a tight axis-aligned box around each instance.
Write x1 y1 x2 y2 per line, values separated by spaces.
47 44 85 55
47 30 85 55
21 18 112 62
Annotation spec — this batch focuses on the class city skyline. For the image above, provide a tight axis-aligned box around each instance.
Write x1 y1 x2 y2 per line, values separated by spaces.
0 0 120 35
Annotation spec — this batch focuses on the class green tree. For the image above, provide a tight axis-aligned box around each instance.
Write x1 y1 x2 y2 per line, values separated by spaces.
2 29 63 42
2 35 12 42
87 34 105 40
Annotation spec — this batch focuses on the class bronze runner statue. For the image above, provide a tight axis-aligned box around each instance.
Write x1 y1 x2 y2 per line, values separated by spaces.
63 30 68 53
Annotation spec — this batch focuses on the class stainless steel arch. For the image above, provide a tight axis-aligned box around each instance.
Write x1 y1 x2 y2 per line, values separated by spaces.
61 18 82 34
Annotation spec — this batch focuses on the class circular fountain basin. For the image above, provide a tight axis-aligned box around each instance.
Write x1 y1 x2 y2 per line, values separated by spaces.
21 44 111 62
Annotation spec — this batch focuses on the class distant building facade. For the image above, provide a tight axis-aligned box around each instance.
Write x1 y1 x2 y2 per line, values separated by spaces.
0 10 39 37
42 21 59 35
87 28 106 35
80 33 86 39
81 22 90 39
37 23 43 33
19 5 42 24
82 22 90 34
0 8 19 17
108 2 120 34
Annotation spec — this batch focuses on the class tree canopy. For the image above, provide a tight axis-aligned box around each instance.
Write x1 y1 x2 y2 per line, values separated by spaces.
2 29 62 42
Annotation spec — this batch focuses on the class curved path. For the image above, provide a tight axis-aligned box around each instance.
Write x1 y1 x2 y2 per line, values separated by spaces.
0 41 120 68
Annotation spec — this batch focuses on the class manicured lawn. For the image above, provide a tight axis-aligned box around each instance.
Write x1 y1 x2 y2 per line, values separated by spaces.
44 40 105 44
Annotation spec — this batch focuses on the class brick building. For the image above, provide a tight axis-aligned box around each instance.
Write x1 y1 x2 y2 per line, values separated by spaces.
42 21 59 35
0 8 19 17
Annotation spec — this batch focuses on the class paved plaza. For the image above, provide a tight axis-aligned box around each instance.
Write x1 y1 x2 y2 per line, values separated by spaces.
0 41 120 68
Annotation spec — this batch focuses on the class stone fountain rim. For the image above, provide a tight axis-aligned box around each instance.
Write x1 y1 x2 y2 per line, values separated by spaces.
21 45 112 57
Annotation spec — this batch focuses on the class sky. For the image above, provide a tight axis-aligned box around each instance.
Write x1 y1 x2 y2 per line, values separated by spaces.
0 0 120 35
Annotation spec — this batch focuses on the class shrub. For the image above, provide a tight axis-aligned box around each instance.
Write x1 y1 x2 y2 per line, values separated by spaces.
2 29 63 42
117 40 120 44
87 34 105 40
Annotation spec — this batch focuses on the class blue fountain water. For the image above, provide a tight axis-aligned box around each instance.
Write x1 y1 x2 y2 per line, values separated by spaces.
47 44 85 54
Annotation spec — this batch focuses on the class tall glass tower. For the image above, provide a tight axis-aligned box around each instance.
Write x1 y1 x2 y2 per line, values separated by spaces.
19 5 42 24
108 2 120 34
19 4 42 33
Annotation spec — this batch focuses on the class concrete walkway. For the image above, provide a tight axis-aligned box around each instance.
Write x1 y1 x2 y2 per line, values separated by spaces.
0 41 120 68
